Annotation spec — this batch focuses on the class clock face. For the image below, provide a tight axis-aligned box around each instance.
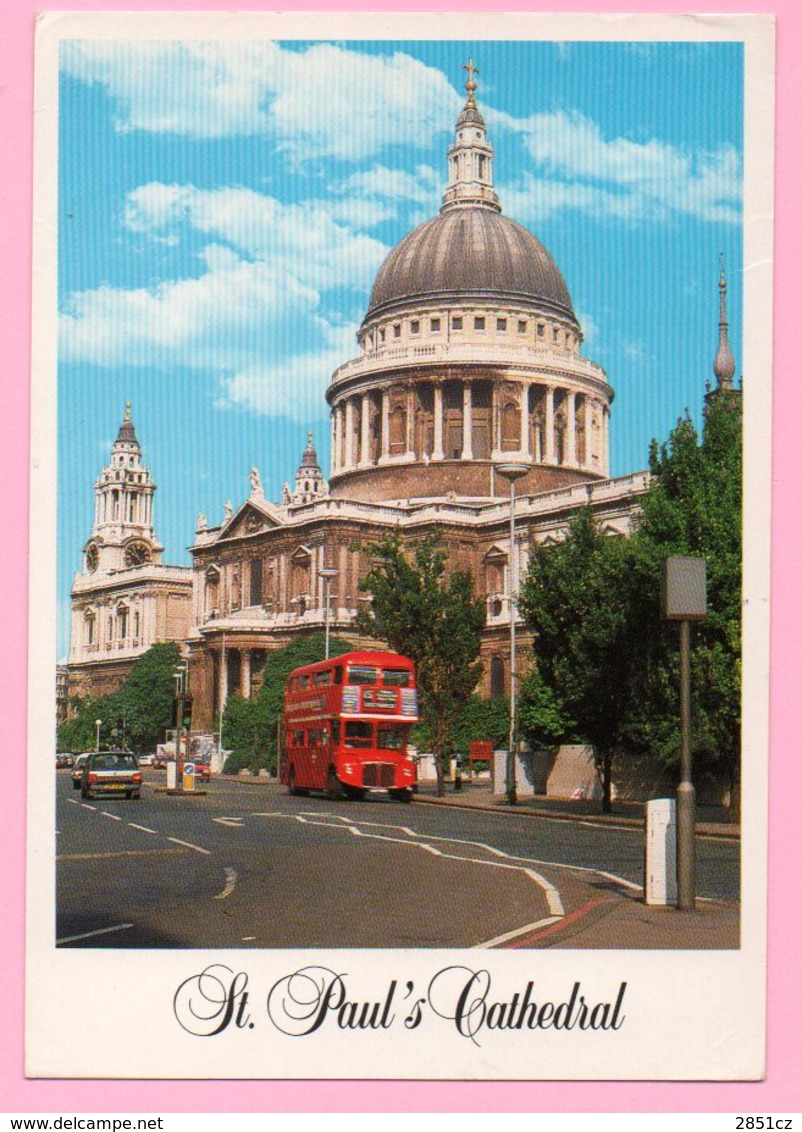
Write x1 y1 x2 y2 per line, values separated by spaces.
124 541 151 567
85 544 99 573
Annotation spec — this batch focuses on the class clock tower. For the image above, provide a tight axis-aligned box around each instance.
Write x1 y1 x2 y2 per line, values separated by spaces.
67 405 192 702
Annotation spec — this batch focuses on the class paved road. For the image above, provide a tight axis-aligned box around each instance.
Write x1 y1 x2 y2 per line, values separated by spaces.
56 771 739 950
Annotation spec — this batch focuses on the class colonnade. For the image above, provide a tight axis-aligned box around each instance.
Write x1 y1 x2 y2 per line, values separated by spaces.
330 379 609 476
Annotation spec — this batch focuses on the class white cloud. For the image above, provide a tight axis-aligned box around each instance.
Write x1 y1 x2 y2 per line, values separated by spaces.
61 182 385 419
494 109 741 225
61 40 459 159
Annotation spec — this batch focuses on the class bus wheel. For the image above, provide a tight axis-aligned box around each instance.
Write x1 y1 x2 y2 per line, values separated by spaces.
343 784 366 802
326 768 344 800
389 788 412 803
288 767 306 797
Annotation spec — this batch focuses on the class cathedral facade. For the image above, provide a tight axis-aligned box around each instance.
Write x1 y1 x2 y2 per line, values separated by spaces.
184 74 648 732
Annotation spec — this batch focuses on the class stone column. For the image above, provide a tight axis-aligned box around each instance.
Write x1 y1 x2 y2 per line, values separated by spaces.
381 391 390 461
519 384 530 457
603 406 610 475
331 411 339 474
406 386 415 457
344 399 355 471
241 649 252 700
462 382 473 460
584 396 594 468
360 393 371 467
566 390 577 465
433 384 445 460
544 386 556 463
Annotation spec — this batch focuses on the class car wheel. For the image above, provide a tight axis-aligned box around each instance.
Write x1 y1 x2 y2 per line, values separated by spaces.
326 767 344 800
133 792 140 800
389 788 412 803
343 784 367 802
72 780 81 790
288 766 307 797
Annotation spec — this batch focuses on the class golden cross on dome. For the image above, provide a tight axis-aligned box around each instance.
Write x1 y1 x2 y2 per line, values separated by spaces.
124 401 132 420
463 58 479 97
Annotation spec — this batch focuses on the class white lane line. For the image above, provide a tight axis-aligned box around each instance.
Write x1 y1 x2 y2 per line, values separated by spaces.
167 836 212 855
57 923 134 945
100 811 122 821
478 916 563 950
80 804 97 811
67 799 79 805
128 823 157 834
214 867 238 899
212 817 245 827
242 936 256 941
265 812 566 918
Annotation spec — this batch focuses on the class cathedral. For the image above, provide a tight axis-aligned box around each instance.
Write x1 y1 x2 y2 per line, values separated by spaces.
67 69 737 737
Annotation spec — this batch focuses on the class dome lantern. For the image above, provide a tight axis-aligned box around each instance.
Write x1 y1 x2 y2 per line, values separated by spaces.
441 59 501 215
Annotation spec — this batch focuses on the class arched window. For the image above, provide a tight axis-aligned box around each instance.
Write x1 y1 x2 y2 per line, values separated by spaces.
117 604 129 640
389 404 407 454
502 400 521 450
249 558 263 606
490 657 506 699
84 612 95 647
133 610 140 640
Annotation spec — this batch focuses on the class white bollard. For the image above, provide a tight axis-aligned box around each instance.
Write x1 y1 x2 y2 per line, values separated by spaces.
645 798 678 906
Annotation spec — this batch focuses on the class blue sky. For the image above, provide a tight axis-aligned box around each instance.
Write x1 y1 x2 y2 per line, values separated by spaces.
57 37 743 657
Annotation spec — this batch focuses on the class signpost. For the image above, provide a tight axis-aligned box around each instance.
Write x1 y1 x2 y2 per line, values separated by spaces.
661 556 707 911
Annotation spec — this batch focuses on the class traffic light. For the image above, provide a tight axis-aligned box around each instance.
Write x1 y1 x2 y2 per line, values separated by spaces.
182 695 193 730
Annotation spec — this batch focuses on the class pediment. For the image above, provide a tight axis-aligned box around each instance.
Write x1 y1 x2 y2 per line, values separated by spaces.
482 543 508 562
220 499 282 541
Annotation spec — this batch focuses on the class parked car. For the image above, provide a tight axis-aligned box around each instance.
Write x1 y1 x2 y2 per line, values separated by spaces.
56 752 74 769
193 756 212 784
81 750 142 800
71 753 91 789
138 753 155 767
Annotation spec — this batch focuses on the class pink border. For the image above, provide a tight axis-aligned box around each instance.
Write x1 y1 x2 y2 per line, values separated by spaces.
3 0 800 1113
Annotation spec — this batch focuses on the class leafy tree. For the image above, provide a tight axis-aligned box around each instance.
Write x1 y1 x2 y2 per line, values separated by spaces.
518 666 570 753
518 506 637 811
356 532 485 796
450 694 510 754
622 392 742 800
58 642 181 754
221 634 351 774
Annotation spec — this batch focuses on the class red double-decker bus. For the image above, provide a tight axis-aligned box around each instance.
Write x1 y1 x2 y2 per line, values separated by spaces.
279 650 419 802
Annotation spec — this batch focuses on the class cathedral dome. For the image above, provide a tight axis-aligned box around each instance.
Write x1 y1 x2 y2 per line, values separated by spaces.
364 207 576 325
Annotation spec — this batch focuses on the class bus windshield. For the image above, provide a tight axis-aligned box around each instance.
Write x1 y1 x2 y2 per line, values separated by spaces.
344 721 373 748
348 665 378 685
381 668 411 687
377 726 407 750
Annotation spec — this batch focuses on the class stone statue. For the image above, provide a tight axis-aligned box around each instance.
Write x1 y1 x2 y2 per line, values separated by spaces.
196 512 207 531
224 500 233 523
250 467 262 495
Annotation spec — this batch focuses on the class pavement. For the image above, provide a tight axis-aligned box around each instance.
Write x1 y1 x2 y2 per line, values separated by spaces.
218 773 741 950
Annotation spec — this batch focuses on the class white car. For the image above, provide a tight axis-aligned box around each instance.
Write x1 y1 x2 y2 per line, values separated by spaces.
138 753 155 766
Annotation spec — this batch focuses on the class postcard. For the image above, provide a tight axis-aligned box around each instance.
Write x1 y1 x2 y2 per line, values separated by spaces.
27 10 773 1080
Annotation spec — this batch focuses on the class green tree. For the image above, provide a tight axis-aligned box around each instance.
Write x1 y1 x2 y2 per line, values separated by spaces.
518 506 637 811
450 694 510 754
623 392 742 800
57 643 181 754
356 532 485 797
221 634 351 774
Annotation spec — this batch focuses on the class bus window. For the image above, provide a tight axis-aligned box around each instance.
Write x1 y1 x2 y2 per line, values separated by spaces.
292 730 305 746
314 670 331 687
344 721 373 748
333 666 343 685
297 674 310 690
348 665 378 685
382 669 411 687
331 720 340 743
377 726 406 750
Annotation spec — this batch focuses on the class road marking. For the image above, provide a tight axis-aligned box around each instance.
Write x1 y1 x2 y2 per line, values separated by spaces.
260 812 566 918
80 804 97 811
100 811 122 821
478 915 563 949
167 836 212 855
57 923 134 945
57 849 187 860
242 936 256 941
128 823 157 834
67 799 79 805
212 817 245 827
214 867 238 899
504 897 614 949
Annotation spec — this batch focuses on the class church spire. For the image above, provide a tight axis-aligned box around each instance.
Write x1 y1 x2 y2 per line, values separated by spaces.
713 255 736 391
441 60 501 214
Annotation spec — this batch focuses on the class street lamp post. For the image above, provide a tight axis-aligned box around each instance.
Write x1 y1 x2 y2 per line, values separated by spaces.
94 718 102 752
496 462 530 807
318 566 339 660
